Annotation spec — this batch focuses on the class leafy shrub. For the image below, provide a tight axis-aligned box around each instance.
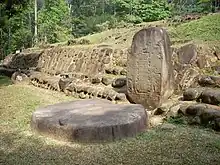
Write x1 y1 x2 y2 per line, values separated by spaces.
123 14 143 24
136 1 171 22
72 14 118 38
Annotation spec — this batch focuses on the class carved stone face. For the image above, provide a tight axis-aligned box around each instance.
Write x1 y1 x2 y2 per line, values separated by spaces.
127 27 174 110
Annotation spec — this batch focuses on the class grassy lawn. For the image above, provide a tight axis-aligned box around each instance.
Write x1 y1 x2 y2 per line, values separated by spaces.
0 77 220 165
0 76 12 87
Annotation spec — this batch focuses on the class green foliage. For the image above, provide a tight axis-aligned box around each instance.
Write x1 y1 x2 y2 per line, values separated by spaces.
70 0 171 37
0 1 33 55
0 0 219 56
0 0 71 56
38 0 71 43
0 76 12 86
110 0 171 22
123 14 143 23
8 7 33 51
71 14 118 38
135 0 171 22
170 0 218 15
167 116 186 125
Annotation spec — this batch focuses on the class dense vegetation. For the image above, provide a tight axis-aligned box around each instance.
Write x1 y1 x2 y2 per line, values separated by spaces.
0 0 219 57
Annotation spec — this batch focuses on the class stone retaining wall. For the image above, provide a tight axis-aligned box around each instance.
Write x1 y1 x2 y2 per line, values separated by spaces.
3 45 128 78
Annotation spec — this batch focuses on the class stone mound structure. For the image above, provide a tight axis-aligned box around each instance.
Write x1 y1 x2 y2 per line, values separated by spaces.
31 99 148 142
1 27 219 121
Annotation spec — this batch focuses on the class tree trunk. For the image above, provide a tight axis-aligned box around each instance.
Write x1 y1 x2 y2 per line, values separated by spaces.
34 0 38 45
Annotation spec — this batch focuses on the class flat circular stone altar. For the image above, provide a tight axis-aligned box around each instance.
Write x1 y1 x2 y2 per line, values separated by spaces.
31 99 148 142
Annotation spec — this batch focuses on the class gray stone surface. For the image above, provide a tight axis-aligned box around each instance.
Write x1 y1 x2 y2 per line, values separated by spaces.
185 103 220 130
177 44 197 64
183 87 205 101
112 77 126 88
199 88 220 105
198 75 220 88
58 77 73 91
127 27 174 109
31 99 148 142
101 77 112 86
172 43 201 92
11 71 29 84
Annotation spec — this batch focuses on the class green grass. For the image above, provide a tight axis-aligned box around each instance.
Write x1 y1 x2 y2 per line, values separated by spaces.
75 20 165 48
171 14 220 42
75 13 220 48
0 77 220 165
0 75 12 86
166 116 187 125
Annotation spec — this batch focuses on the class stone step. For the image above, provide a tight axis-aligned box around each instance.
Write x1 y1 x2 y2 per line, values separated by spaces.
29 72 128 103
183 87 220 105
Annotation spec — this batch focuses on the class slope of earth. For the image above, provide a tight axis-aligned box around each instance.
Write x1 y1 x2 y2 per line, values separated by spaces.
170 13 220 43
0 77 220 165
28 14 220 55
70 13 220 49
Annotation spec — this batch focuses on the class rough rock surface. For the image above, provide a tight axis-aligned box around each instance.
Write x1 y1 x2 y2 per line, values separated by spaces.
127 27 174 109
11 71 29 84
1 45 129 103
172 43 200 92
101 77 112 86
112 77 126 88
177 43 197 64
185 103 220 129
31 99 148 142
149 116 164 127
198 75 220 88
183 87 205 101
58 77 73 92
199 88 220 105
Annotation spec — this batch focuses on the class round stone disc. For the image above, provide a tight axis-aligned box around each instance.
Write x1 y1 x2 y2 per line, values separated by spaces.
31 99 148 142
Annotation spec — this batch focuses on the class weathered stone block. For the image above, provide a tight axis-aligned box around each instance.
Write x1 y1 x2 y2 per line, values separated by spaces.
58 78 73 92
31 99 148 142
198 75 220 88
112 77 126 88
199 88 220 105
101 77 112 86
11 71 29 84
127 27 174 109
183 87 205 101
177 44 197 64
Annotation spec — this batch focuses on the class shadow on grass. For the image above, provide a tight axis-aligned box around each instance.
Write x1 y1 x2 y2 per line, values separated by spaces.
0 76 12 86
0 92 219 165
1 126 220 165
